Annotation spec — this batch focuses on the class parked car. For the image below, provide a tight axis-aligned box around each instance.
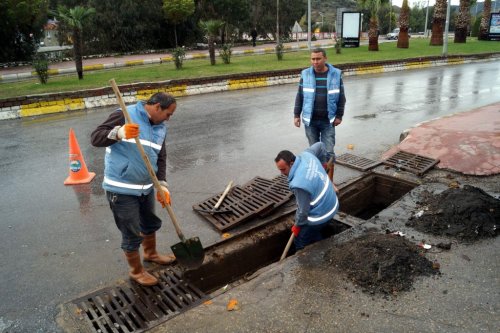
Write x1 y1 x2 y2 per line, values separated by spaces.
386 28 411 40
387 28 400 40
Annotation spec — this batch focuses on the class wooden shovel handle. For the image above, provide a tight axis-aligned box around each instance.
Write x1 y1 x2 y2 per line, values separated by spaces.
109 79 186 242
214 180 233 210
280 233 295 261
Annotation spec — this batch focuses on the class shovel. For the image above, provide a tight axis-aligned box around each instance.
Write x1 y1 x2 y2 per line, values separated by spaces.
109 79 204 269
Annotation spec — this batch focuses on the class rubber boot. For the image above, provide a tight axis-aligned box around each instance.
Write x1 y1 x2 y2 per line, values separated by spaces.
124 251 158 286
142 233 176 265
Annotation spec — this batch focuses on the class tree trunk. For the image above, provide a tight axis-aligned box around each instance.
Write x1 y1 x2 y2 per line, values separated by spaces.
398 0 410 49
454 0 471 43
174 25 178 47
368 18 379 51
430 0 447 46
208 36 216 65
397 29 410 48
74 28 83 80
478 0 491 40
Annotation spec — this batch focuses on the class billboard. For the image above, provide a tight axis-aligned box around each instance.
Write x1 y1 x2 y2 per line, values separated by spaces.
489 13 500 41
341 12 361 47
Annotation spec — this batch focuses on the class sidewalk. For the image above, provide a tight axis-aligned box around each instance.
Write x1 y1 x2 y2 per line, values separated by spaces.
0 40 337 82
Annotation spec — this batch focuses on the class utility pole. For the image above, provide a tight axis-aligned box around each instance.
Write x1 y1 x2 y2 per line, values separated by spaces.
277 0 280 45
424 0 430 37
389 0 392 33
442 0 451 56
308 0 311 49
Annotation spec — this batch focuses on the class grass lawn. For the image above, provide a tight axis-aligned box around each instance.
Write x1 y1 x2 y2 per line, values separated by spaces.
1 38 499 100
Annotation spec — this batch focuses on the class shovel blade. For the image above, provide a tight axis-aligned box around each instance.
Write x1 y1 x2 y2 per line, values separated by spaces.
171 237 205 269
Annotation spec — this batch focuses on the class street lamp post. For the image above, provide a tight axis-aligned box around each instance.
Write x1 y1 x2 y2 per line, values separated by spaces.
277 0 280 45
424 0 430 37
308 0 311 49
319 11 324 38
389 0 392 33
442 0 451 56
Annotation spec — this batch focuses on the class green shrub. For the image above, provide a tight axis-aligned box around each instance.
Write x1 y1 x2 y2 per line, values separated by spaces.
334 36 342 54
172 47 186 70
219 43 233 64
32 54 49 84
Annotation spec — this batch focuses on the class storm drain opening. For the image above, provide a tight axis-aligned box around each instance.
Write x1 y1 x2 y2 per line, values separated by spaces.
65 212 351 333
183 214 351 294
338 172 418 220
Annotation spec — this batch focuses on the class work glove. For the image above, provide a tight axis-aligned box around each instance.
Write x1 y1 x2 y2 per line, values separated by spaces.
291 225 301 237
156 181 171 207
117 123 139 140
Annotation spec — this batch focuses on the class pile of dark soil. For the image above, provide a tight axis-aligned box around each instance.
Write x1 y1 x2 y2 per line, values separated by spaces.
407 185 499 241
325 233 438 295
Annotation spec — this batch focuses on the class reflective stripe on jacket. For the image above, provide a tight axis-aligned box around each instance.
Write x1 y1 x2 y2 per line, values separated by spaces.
300 64 342 126
288 151 339 225
103 102 167 196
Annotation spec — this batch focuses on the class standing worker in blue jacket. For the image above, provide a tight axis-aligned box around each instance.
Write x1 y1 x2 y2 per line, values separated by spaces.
91 92 176 286
294 48 346 191
275 142 339 250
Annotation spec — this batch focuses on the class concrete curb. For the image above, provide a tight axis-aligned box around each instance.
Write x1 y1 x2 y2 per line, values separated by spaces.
1 53 499 121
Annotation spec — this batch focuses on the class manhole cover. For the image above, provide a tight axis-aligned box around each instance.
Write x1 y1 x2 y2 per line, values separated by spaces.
383 150 439 175
335 153 382 171
71 268 207 333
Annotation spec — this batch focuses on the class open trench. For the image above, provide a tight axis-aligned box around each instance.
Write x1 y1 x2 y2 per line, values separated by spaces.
61 171 418 333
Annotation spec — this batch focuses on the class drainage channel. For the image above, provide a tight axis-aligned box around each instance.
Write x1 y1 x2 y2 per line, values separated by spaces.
62 172 418 333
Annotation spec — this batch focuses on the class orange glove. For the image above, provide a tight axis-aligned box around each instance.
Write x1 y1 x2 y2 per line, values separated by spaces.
291 225 301 237
156 185 171 207
117 123 139 139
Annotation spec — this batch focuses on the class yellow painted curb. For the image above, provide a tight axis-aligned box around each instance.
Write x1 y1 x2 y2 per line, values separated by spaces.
125 60 145 66
192 53 207 59
404 60 431 69
20 99 84 117
228 77 268 90
83 64 105 71
356 66 384 74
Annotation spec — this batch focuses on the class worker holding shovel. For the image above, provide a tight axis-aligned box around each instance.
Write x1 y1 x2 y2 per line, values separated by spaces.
275 142 339 250
91 92 177 286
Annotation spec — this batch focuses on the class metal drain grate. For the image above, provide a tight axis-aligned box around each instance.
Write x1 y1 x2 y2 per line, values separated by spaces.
72 268 208 333
193 185 275 231
243 175 292 217
193 175 292 232
383 150 439 175
335 153 382 171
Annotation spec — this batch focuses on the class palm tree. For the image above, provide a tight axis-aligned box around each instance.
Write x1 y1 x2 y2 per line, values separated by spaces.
454 0 472 43
56 6 95 79
199 19 224 65
478 0 492 40
359 0 388 51
430 0 447 45
397 0 410 48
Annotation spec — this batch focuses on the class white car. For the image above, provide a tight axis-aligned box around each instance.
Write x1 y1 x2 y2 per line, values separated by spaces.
387 28 400 40
386 28 411 40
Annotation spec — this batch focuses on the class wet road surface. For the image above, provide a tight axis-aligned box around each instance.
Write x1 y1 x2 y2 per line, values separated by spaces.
0 61 499 332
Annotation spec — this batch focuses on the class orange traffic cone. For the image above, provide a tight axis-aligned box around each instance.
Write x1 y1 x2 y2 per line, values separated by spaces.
64 128 96 185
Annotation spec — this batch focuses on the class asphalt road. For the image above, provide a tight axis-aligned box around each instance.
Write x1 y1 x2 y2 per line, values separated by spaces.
0 61 499 332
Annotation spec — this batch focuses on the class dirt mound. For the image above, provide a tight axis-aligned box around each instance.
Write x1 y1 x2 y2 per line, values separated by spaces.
325 233 438 295
407 185 499 241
